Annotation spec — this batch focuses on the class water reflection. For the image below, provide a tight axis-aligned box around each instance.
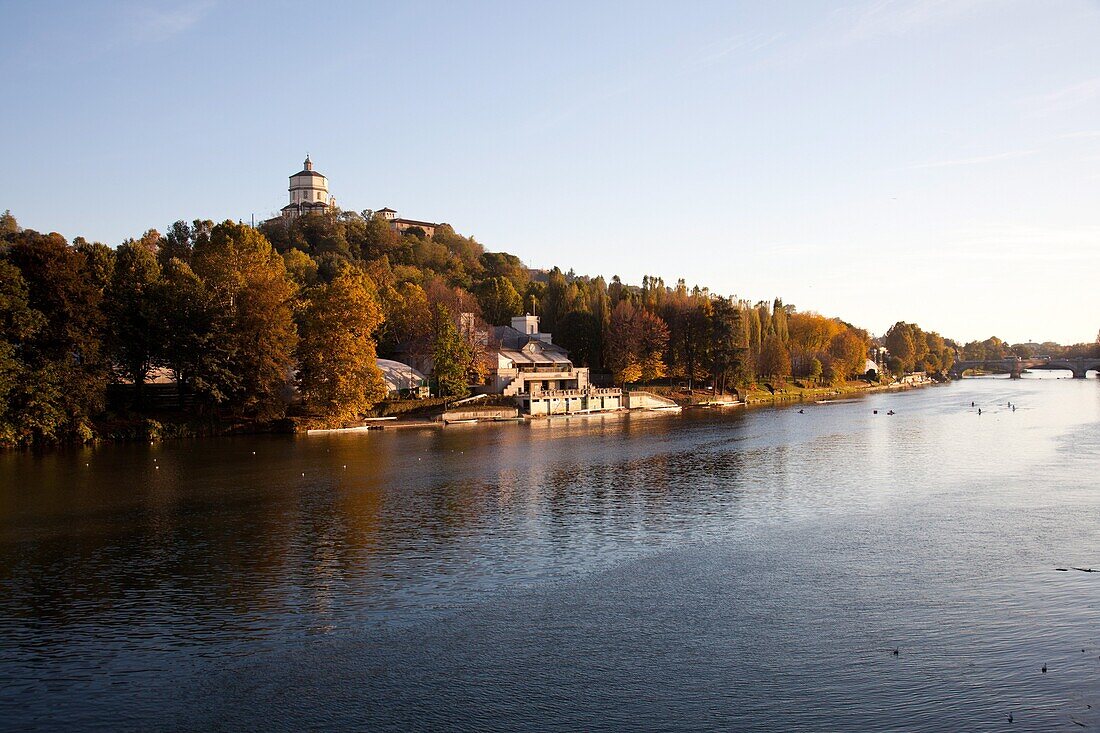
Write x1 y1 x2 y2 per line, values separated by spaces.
1 378 1099 730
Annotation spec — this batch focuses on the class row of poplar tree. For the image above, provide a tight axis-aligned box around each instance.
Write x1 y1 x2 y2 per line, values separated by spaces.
1 208 879 446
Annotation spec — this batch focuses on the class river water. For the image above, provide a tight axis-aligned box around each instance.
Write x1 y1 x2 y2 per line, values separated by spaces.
1 375 1098 731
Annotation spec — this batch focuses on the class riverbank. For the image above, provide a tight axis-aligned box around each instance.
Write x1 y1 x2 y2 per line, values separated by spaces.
9 377 943 448
738 376 940 406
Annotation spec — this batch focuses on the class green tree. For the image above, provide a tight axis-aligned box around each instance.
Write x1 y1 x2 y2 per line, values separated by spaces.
430 303 472 397
710 298 749 393
884 322 918 374
0 260 47 446
297 269 387 423
475 276 523 325
808 357 823 384
556 311 603 370
4 231 107 443
105 240 163 404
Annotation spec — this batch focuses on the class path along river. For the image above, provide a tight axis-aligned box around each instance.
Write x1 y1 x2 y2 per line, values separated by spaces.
1 374 1098 731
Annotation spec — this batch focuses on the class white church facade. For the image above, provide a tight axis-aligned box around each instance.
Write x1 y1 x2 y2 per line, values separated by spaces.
280 156 336 218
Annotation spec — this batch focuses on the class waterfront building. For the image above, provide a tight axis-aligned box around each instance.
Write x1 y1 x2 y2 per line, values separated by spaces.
377 359 429 399
488 315 621 415
280 156 336 219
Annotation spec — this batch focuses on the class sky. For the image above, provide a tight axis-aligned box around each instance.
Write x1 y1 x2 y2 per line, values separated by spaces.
2 0 1099 345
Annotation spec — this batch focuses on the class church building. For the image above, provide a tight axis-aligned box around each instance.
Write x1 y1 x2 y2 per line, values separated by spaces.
280 155 336 219
274 156 443 235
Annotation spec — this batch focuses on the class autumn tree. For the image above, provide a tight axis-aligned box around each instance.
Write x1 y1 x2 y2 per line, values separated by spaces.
190 221 298 419
297 268 387 423
827 329 867 381
757 333 791 381
605 300 670 384
607 301 643 384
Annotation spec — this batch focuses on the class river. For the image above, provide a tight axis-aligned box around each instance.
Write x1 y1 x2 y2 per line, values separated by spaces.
1 375 1098 731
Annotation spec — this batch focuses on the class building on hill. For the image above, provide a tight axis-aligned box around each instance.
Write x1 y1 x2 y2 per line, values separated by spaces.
267 157 448 235
280 155 336 219
376 207 442 238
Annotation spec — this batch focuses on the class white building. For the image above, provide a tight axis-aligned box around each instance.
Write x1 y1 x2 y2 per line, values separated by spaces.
280 156 336 219
489 315 621 415
376 358 428 398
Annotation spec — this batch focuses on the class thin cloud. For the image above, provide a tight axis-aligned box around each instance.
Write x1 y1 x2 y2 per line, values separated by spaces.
909 149 1038 170
685 32 785 70
940 223 1100 262
126 1 215 42
1055 130 1100 139
836 0 996 43
1019 77 1100 115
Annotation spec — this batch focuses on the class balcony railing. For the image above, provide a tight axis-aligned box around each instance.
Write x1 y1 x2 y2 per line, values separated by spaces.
526 387 622 399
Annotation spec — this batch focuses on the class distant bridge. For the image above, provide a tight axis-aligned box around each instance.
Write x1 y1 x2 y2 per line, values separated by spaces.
950 356 1100 379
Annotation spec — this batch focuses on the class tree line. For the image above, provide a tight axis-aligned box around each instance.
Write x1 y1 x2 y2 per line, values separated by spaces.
9 206 1069 447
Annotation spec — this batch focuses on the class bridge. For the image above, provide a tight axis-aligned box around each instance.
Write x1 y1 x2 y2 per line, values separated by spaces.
950 356 1100 379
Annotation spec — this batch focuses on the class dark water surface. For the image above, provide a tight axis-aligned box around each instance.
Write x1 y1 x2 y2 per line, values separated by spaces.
1 376 1099 731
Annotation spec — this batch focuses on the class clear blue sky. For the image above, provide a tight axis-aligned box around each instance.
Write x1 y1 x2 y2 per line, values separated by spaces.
3 0 1099 344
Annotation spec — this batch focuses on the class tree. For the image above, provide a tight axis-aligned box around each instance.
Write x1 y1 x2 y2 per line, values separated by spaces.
282 248 319 287
884 322 918 374
808 357 823 384
475 276 522 325
0 210 18 237
757 333 791 381
607 301 643 385
669 299 712 390
0 260 46 446
4 230 108 443
430 303 472 397
636 308 670 382
710 298 749 393
156 258 220 402
105 240 163 404
827 329 867 381
297 268 387 423
556 310 603 370
190 221 298 419
605 301 670 384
